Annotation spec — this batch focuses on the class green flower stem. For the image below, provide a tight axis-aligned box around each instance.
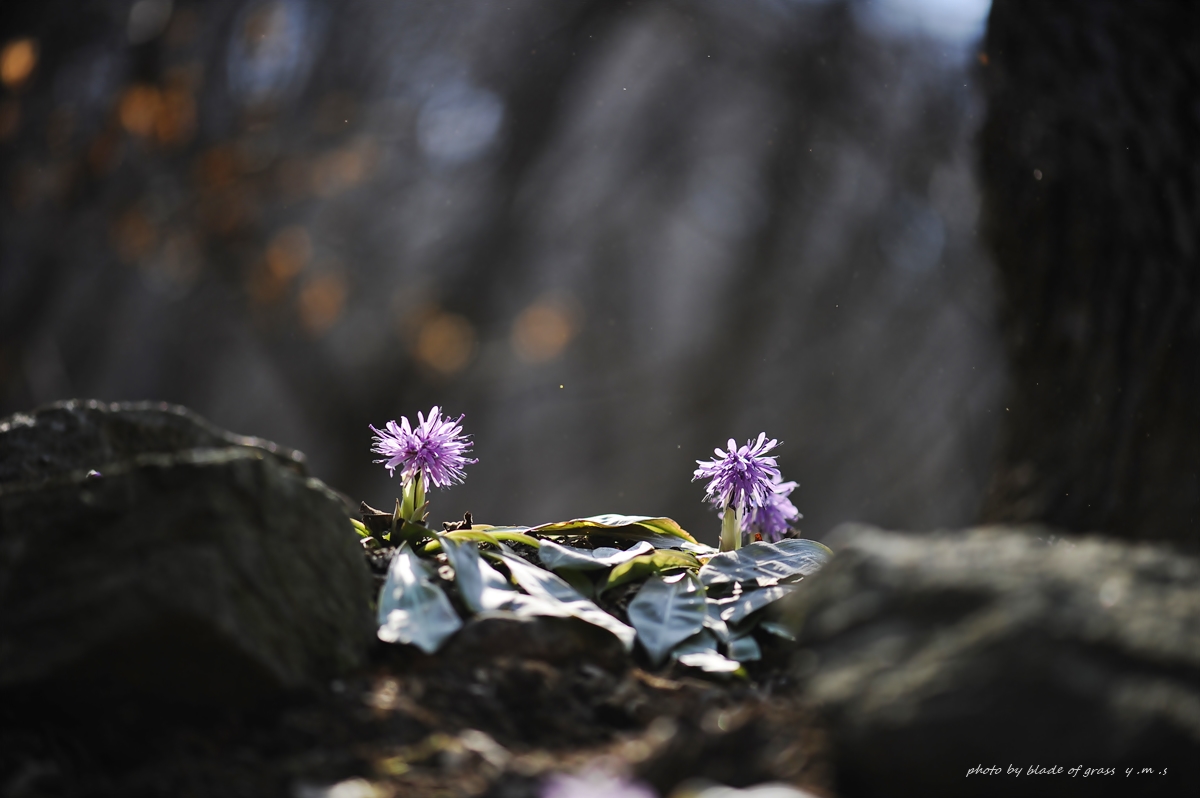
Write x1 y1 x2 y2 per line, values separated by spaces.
399 472 424 523
720 501 744 552
414 472 426 520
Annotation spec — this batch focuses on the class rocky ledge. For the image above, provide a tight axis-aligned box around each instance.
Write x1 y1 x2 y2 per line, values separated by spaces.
783 524 1200 797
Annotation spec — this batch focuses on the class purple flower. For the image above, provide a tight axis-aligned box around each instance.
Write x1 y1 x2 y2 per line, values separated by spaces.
744 476 801 543
370 406 477 487
541 772 656 798
693 432 782 511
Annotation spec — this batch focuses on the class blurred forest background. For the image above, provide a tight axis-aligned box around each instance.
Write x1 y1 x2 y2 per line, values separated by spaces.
0 0 1002 543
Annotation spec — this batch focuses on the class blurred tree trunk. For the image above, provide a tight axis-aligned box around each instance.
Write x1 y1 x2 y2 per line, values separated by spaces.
979 0 1200 546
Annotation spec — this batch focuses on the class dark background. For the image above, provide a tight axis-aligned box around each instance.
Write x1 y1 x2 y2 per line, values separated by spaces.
0 0 1010 545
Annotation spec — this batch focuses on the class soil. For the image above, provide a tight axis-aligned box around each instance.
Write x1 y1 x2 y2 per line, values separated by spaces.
0 542 837 798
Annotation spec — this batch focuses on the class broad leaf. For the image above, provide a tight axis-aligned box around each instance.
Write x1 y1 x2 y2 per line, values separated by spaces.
377 544 462 653
703 599 731 643
699 539 831 587
489 551 636 651
602 550 701 593
595 529 718 556
712 584 798 625
423 527 542 552
727 632 762 662
538 539 654 571
460 526 543 547
556 568 596 598
627 572 707 665
758 620 797 641
676 649 742 674
671 629 719 659
439 537 522 613
529 514 699 544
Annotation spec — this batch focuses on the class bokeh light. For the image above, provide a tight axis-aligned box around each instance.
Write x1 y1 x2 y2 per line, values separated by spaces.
511 295 580 364
0 39 37 89
414 312 476 375
297 273 348 335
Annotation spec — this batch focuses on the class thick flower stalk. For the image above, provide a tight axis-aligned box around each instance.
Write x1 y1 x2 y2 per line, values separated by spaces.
370 406 477 524
693 432 782 551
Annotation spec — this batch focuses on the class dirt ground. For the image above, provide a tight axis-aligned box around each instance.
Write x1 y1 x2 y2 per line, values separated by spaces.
0 540 835 798
1 635 835 798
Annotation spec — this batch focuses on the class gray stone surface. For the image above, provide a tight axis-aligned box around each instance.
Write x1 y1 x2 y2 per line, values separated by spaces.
0 400 374 709
782 525 1200 797
0 399 305 484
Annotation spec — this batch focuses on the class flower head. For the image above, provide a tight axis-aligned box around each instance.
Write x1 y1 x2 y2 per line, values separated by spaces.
370 406 477 487
744 475 801 543
693 432 782 511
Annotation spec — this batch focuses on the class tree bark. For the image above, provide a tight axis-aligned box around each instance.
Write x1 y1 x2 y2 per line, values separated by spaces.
979 0 1200 546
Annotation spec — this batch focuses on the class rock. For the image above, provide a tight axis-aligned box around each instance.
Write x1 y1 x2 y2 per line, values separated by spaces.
782 525 1200 797
0 400 374 710
0 399 306 483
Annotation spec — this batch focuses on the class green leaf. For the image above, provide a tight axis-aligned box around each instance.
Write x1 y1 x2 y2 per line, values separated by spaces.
593 529 719 556
392 519 435 546
758 620 797 641
671 629 719 659
441 537 574 618
351 518 372 538
699 539 831 587
537 539 654 571
627 572 708 665
676 649 742 674
454 529 542 547
422 531 502 553
529 514 699 544
556 568 596 598
727 631 762 662
488 551 636 651
423 528 542 552
673 630 752 673
601 550 701 594
377 544 463 653
470 524 533 533
468 525 543 547
703 599 731 643
439 537 521 613
712 584 798 625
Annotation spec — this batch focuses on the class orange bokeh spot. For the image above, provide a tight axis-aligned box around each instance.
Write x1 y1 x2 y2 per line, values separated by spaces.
297 274 347 335
511 296 579 363
415 312 475 375
197 147 237 190
119 85 160 137
1 39 37 88
119 83 195 145
112 209 157 263
154 85 196 145
266 226 311 281
314 147 366 197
